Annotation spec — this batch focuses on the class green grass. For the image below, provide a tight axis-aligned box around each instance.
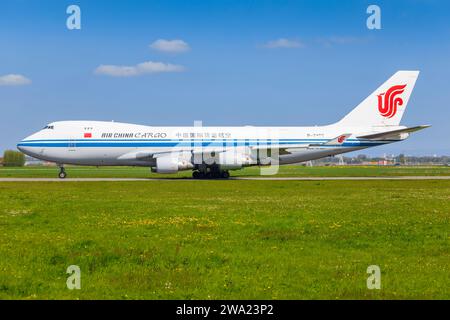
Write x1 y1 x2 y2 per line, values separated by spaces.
0 165 449 178
0 180 449 299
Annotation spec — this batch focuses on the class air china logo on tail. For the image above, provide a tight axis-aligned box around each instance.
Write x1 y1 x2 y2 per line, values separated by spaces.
377 84 407 118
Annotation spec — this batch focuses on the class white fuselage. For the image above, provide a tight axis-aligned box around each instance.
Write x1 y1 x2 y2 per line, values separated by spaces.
16 71 424 175
17 120 400 169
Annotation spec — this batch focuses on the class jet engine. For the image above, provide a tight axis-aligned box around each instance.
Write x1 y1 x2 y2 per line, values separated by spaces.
217 150 254 170
152 152 194 173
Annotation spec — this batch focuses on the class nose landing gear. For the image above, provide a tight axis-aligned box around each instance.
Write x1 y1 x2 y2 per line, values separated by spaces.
58 166 67 179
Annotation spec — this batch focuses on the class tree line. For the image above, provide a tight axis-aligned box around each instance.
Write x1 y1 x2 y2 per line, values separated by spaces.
1 150 25 167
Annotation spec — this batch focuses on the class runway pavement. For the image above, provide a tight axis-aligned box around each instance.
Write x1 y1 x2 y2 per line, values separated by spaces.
0 176 449 182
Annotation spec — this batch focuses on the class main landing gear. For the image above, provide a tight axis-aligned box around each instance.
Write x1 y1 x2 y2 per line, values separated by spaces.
58 165 67 179
192 169 230 179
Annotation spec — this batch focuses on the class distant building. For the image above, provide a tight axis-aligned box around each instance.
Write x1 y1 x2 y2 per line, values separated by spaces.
377 160 394 166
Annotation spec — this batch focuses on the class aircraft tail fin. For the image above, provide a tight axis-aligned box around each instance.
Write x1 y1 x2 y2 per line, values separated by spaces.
336 71 419 127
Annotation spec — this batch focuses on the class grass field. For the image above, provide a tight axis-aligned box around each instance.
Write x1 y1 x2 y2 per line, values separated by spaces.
0 179 449 299
0 165 449 178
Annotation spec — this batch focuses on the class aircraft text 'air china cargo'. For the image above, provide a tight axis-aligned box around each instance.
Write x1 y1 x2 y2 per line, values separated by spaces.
18 71 429 179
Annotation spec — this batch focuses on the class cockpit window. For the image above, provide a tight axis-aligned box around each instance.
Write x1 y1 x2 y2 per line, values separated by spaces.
43 125 54 129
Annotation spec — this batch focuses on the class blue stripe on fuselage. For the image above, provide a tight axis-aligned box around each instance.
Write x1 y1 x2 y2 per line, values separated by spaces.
17 139 390 148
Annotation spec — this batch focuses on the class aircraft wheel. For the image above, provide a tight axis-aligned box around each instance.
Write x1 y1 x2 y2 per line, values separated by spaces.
221 171 230 179
58 171 67 179
193 171 207 179
210 171 220 179
204 172 212 179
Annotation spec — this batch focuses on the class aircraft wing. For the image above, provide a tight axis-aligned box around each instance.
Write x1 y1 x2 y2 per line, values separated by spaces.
250 134 352 155
118 133 354 159
117 151 155 160
250 143 310 155
310 133 352 146
357 125 430 140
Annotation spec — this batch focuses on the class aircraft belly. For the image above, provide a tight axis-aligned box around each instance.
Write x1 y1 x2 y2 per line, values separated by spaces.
40 147 155 166
27 143 371 167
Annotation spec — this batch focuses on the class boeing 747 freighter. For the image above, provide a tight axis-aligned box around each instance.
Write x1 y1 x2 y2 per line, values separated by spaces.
17 71 429 179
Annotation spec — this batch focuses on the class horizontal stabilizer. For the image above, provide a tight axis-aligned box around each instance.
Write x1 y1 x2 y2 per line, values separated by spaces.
357 125 430 140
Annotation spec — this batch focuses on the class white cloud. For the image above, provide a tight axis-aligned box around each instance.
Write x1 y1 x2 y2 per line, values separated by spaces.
0 74 31 86
149 39 190 53
316 36 365 47
263 38 304 49
327 36 360 44
94 61 185 77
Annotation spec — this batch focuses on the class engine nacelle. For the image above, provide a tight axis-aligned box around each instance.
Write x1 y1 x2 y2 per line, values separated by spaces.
217 150 254 170
152 152 193 173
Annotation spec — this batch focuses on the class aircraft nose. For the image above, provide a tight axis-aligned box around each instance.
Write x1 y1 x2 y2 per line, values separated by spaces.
17 141 31 156
17 134 37 157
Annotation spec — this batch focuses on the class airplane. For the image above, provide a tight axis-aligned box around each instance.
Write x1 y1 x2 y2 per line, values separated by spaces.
17 70 429 179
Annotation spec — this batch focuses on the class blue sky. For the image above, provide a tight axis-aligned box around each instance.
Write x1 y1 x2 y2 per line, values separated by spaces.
1 0 449 155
